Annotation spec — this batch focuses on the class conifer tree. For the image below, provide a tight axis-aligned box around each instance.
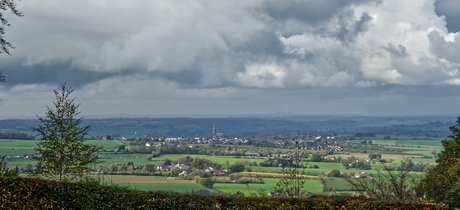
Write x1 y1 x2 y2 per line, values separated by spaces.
33 83 101 181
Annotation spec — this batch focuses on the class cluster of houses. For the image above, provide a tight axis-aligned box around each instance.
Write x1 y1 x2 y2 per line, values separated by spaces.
324 170 372 178
156 163 190 171
138 136 251 146
156 164 225 177
301 144 343 151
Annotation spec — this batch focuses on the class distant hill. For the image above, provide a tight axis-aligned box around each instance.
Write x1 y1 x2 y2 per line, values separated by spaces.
0 115 456 138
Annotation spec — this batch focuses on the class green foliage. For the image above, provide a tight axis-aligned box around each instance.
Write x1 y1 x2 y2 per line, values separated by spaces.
346 160 422 202
368 153 381 160
162 158 172 165
418 116 460 208
310 153 322 162
198 178 214 189
0 156 18 177
0 177 447 210
143 164 156 173
355 132 375 137
328 169 340 177
229 164 245 173
274 144 308 197
32 84 101 181
192 157 222 170
118 145 125 151
349 161 371 170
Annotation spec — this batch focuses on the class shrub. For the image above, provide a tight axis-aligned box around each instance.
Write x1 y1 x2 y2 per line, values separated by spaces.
199 178 214 188
229 164 244 173
0 177 448 210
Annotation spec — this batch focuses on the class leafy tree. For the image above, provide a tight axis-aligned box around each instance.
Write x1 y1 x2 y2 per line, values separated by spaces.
191 157 222 170
383 135 391 140
418 117 460 208
118 145 125 151
0 156 18 177
32 84 101 181
23 163 33 174
199 178 214 188
430 149 437 156
368 153 381 160
208 142 216 148
118 164 127 172
328 169 340 177
350 161 371 170
1 0 23 55
108 164 117 172
229 164 244 173
310 153 322 162
162 159 172 165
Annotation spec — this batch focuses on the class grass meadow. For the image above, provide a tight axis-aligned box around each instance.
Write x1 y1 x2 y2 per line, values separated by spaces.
323 178 354 191
105 175 216 192
370 140 443 148
213 178 323 195
115 183 212 192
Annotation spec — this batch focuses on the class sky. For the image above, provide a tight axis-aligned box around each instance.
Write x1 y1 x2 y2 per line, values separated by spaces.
1 0 460 118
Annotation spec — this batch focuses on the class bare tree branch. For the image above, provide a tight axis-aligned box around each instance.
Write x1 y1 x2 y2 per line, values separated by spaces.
1 0 23 55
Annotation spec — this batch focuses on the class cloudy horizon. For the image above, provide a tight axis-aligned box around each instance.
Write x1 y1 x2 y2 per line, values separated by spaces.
1 0 460 117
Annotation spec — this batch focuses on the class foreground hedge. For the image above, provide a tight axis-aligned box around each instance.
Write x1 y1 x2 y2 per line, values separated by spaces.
0 177 448 210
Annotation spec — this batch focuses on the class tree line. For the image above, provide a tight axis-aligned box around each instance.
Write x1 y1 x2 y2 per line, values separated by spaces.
0 132 35 140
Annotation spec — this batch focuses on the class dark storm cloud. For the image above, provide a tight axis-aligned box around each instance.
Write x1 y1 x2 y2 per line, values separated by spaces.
1 0 460 117
1 62 144 89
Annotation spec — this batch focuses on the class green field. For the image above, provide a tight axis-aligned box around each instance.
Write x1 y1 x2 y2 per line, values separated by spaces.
370 140 443 148
114 182 211 192
213 178 323 195
0 139 39 156
410 158 437 164
151 154 268 165
85 140 123 149
323 178 354 191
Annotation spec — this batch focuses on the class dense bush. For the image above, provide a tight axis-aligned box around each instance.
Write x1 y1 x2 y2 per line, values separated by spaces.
0 177 448 210
198 178 214 188
229 164 245 173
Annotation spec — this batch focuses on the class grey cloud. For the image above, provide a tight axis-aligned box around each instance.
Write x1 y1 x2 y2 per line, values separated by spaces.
435 0 460 32
1 62 143 89
262 0 368 25
335 11 373 45
382 43 409 58
428 30 460 64
0 0 458 97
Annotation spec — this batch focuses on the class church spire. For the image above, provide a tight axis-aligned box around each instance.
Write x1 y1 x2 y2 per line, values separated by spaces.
213 124 216 136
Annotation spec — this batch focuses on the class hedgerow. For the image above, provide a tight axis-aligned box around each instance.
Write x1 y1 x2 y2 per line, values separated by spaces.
0 177 448 210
